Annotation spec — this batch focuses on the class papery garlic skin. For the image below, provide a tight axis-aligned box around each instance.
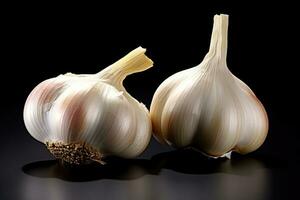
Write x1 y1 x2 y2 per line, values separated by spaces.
150 14 268 157
24 47 153 164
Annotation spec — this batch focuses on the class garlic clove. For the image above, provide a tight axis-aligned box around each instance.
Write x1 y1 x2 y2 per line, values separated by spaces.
151 67 196 144
23 77 69 142
150 14 268 158
24 47 153 165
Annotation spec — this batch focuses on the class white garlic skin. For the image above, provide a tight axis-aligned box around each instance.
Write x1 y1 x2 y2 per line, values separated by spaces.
24 47 152 159
150 15 268 157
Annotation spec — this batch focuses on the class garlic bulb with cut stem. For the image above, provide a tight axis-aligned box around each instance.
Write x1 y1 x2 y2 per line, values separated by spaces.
24 47 153 165
150 14 268 158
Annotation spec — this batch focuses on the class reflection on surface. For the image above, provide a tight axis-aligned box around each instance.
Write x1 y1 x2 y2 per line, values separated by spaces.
21 167 155 200
21 149 282 200
21 157 157 200
22 157 153 181
215 169 271 200
21 176 68 200
151 149 283 175
23 149 282 181
150 149 275 200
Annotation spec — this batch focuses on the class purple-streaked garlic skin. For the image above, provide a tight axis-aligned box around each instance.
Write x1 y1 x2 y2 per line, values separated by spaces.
24 47 153 163
150 14 268 158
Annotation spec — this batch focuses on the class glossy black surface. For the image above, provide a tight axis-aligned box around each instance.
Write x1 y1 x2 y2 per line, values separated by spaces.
1 1 298 200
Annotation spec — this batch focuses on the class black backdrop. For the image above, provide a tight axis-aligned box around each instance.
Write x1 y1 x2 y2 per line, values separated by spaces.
1 1 298 200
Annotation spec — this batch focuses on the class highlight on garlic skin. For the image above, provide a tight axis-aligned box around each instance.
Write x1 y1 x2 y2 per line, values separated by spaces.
150 14 268 158
24 47 153 165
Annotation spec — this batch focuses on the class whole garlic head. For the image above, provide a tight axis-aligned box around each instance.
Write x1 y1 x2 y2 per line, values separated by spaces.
24 47 153 165
150 14 268 158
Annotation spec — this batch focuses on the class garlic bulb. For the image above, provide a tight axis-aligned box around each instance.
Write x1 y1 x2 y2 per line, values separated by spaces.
24 47 153 165
150 14 268 158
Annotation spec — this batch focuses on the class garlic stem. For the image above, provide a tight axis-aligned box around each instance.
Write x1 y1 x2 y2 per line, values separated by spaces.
97 47 153 87
206 14 228 64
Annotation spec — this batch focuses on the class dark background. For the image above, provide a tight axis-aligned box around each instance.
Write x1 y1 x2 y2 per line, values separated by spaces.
1 1 298 200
